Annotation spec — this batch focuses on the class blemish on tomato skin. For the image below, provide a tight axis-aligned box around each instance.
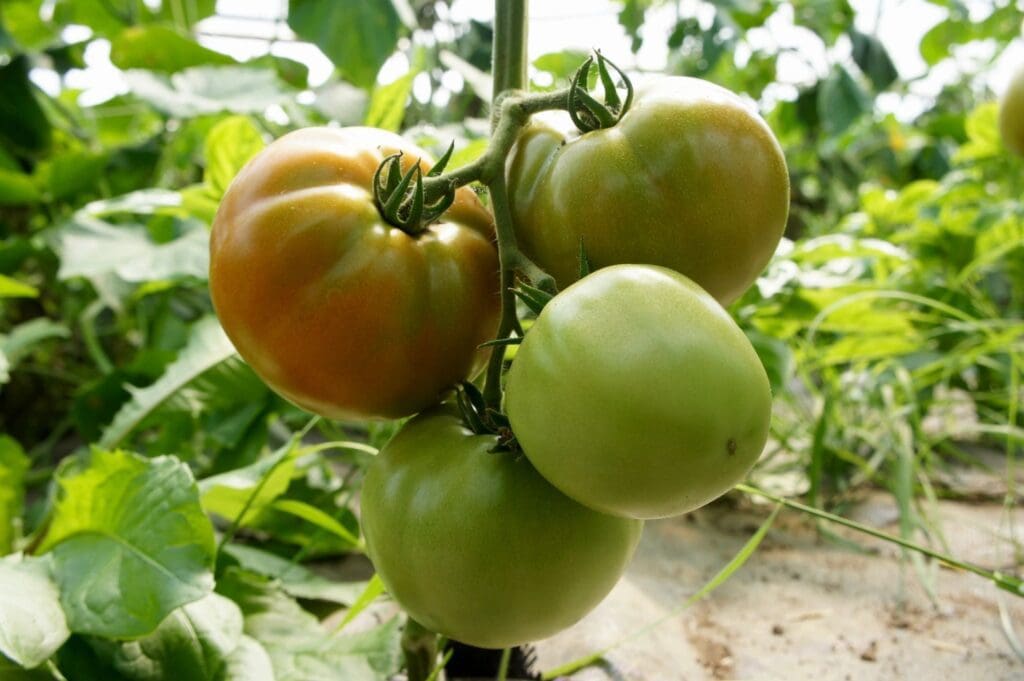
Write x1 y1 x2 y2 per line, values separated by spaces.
727 438 737 455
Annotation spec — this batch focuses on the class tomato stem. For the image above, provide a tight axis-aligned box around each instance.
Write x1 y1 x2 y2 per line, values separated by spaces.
492 0 528 99
402 617 439 681
735 483 1024 596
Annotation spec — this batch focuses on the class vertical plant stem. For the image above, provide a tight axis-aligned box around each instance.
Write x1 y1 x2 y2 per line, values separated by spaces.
480 0 531 410
482 174 521 409
402 617 438 681
492 0 528 101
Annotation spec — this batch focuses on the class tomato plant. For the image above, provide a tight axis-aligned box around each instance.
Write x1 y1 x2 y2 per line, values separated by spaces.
209 126 501 420
505 265 773 520
506 76 790 305
360 406 643 649
1000 63 1024 157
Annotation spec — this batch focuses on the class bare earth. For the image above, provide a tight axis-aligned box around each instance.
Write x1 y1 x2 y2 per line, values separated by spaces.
533 493 1024 680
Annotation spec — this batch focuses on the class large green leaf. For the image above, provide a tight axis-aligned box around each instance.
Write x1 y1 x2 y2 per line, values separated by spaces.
55 214 209 286
217 569 401 681
35 149 109 200
288 0 402 89
111 26 234 73
848 29 898 91
220 635 274 681
124 66 293 117
1 0 57 52
0 168 39 205
51 0 216 36
0 555 70 669
199 440 300 527
0 55 51 157
86 593 244 681
37 449 216 638
221 544 366 606
100 317 242 449
817 65 871 137
920 3 1023 66
203 116 265 198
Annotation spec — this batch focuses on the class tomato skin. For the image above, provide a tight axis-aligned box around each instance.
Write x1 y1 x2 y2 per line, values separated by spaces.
507 77 789 305
360 407 643 648
210 127 500 420
505 265 772 520
1001 64 1024 157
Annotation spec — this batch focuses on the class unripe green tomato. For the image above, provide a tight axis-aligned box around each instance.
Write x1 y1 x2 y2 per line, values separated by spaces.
505 265 772 520
360 406 643 649
1000 64 1024 157
506 76 790 305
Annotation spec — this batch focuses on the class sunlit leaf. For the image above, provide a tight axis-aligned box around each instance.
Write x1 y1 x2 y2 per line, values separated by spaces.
288 0 402 89
0 555 70 669
37 449 216 638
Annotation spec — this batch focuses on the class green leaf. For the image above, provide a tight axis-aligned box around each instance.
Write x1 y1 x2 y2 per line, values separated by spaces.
332 575 384 633
124 66 293 118
920 4 1023 66
954 102 1000 162
744 329 794 395
0 274 37 299
55 214 209 286
82 189 183 218
533 50 590 86
221 544 367 606
791 0 855 44
199 439 299 527
37 449 216 638
218 568 401 681
817 65 871 137
0 436 29 554
203 116 265 198
51 0 216 36
0 168 40 205
363 70 417 132
848 29 898 91
288 0 402 89
87 593 243 681
0 55 51 157
616 0 654 53
270 499 360 547
0 555 70 669
36 149 108 200
2 0 58 52
110 26 234 73
220 635 274 681
99 317 240 449
0 318 70 384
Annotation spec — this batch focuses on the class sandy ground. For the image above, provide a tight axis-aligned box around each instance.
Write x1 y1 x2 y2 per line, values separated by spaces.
533 492 1024 680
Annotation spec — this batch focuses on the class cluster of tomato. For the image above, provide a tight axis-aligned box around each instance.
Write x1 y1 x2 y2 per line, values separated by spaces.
209 74 790 648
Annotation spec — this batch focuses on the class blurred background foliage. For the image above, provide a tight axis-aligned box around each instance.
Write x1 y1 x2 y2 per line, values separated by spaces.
0 0 1022 677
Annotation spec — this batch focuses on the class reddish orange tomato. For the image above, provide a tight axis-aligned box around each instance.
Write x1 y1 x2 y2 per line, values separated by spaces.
210 127 500 420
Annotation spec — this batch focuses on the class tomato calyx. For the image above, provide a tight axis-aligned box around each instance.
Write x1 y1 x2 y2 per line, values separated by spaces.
568 51 634 133
455 381 521 453
372 144 458 235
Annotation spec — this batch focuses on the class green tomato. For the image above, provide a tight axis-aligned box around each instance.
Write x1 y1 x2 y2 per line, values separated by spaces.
506 76 790 305
1000 64 1024 157
360 406 643 649
505 265 772 520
